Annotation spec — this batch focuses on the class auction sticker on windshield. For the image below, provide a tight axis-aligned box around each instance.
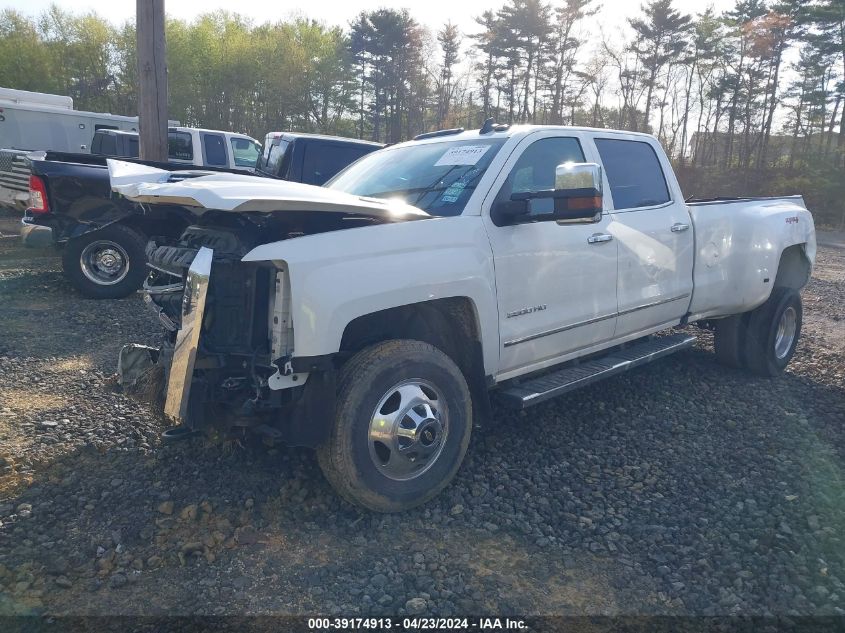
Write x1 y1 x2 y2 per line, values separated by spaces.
434 145 491 166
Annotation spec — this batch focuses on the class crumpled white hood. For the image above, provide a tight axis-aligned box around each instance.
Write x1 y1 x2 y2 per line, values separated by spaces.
107 159 429 219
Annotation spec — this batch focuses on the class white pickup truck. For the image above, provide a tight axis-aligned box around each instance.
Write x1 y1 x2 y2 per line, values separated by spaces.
114 122 816 512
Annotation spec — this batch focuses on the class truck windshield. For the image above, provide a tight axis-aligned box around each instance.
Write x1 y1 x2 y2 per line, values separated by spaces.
326 138 507 216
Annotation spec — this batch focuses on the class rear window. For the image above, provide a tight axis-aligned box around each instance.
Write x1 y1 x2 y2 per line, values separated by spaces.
168 132 193 161
202 133 227 166
95 133 116 156
301 143 374 186
594 138 670 210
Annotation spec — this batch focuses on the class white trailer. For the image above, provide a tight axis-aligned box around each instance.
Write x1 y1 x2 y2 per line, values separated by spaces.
0 88 140 153
0 88 176 210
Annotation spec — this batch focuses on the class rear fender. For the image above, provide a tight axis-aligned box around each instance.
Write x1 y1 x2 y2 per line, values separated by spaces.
688 198 815 319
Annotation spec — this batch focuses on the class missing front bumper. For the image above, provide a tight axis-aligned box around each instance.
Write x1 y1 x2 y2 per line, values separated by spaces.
163 246 214 424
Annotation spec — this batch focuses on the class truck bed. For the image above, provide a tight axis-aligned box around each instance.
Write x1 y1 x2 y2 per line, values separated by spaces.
686 195 814 321
687 194 805 207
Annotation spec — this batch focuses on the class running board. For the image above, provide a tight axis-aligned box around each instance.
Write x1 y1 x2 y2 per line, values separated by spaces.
498 334 697 409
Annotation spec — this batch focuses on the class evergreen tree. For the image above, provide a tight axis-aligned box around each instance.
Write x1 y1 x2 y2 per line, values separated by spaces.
436 22 461 126
628 0 692 132
496 0 552 122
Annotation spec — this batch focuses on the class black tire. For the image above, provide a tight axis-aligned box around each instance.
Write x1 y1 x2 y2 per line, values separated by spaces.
743 287 803 377
317 339 472 513
714 313 749 369
62 224 148 299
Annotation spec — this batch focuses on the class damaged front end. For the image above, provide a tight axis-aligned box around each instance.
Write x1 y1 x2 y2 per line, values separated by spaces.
163 245 212 424
110 160 429 446
120 222 333 447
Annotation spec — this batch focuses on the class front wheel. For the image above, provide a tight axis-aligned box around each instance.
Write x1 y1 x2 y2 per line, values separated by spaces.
317 340 472 512
62 224 147 299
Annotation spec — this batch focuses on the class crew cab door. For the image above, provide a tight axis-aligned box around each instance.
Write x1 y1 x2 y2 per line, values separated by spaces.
482 132 618 378
594 136 694 337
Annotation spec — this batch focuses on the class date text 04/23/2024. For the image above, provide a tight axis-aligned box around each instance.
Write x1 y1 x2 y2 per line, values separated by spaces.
307 617 528 630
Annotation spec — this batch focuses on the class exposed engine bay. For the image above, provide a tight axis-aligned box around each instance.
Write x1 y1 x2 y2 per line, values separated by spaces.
132 208 406 445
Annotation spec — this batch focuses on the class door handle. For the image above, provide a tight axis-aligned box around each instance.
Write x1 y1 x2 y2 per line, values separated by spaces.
671 222 690 232
587 233 613 244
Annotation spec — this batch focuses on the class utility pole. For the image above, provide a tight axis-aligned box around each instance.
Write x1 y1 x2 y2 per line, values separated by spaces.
136 0 168 161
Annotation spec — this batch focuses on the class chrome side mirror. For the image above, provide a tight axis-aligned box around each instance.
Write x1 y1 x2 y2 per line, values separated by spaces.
492 162 604 226
555 162 602 193
552 162 603 223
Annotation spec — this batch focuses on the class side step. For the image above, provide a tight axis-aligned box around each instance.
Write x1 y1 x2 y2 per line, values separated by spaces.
498 333 697 409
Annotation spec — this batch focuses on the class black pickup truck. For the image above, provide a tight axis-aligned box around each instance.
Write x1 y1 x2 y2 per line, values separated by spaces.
20 132 381 298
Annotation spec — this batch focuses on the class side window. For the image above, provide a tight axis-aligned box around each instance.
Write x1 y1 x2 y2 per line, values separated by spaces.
594 138 670 210
230 137 261 168
168 132 193 161
495 136 585 218
301 144 373 185
202 133 227 166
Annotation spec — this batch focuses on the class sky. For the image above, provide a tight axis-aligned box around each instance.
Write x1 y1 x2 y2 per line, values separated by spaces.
5 0 737 39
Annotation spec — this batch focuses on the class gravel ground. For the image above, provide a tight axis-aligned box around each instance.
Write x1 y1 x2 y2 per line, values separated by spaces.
0 209 843 618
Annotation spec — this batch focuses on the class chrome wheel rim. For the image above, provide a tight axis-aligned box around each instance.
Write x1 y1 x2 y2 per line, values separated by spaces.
368 379 448 481
774 306 797 359
79 240 129 285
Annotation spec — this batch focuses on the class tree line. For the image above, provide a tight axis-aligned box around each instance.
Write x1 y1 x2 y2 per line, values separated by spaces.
1 1 843 225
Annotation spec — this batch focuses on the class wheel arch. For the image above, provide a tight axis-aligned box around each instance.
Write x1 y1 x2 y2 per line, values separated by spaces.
339 297 493 424
773 244 812 291
121 205 193 240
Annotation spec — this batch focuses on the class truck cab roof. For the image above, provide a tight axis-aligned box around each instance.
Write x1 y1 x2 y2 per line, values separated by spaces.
402 124 659 148
96 127 258 140
265 132 383 147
